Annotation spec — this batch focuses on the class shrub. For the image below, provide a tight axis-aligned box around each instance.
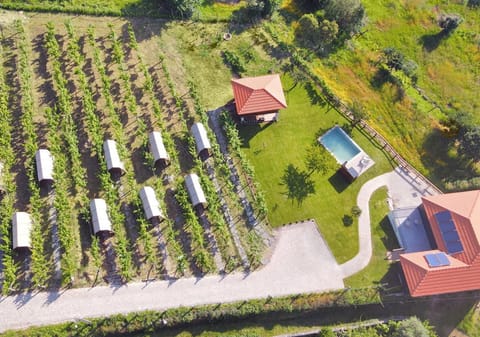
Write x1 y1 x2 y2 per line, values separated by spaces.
438 13 463 33
222 50 246 74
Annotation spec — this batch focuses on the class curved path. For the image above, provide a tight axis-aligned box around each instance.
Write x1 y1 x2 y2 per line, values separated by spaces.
339 167 436 278
339 173 390 277
0 221 343 332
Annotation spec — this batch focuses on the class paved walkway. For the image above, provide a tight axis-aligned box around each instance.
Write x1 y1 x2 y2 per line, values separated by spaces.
339 167 437 277
0 221 343 332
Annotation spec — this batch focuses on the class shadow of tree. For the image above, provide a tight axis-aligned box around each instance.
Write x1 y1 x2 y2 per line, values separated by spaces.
419 30 448 52
280 164 315 206
328 170 350 193
421 128 476 188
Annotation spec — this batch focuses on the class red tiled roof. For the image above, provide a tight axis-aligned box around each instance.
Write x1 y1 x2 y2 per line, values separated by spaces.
401 190 480 297
231 74 287 115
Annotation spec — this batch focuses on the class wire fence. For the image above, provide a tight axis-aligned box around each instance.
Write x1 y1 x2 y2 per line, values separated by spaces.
333 101 443 195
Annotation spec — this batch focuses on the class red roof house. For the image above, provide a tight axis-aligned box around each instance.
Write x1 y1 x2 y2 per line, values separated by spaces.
231 74 287 123
400 190 480 297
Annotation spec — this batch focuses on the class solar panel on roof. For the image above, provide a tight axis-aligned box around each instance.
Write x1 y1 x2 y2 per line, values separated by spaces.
434 210 464 254
425 252 451 267
438 219 455 232
447 241 463 254
434 210 451 223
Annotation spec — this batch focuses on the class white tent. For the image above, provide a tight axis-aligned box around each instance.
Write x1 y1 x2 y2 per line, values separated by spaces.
185 173 207 208
103 140 125 176
190 123 211 157
35 149 54 183
148 131 170 166
12 212 32 250
139 186 164 221
90 199 113 234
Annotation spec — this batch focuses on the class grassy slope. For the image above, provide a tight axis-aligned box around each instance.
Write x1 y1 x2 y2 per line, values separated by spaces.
304 0 480 184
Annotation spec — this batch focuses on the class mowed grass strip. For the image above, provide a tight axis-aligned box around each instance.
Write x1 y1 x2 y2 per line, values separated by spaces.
239 75 392 263
344 187 399 288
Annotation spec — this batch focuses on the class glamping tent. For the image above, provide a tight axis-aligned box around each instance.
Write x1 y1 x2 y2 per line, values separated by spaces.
184 173 207 211
190 123 211 160
35 149 54 184
90 198 113 235
103 140 125 177
12 212 32 250
148 131 170 167
139 186 164 221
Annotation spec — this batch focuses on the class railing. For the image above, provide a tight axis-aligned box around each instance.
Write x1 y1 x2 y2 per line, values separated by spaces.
333 101 443 195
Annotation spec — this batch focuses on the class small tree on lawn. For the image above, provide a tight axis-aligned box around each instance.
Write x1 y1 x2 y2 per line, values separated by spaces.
305 144 336 176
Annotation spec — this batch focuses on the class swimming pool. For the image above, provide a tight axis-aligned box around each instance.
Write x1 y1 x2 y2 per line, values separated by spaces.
319 126 361 164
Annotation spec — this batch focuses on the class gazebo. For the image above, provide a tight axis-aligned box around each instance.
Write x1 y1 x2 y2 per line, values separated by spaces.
231 74 287 123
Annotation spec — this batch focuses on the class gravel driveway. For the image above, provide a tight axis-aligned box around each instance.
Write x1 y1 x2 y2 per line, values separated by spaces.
0 221 344 332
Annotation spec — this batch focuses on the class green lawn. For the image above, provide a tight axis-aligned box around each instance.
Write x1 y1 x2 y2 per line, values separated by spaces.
239 75 392 264
345 187 399 288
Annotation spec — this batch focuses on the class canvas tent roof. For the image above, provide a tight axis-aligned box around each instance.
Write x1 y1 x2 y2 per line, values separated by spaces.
139 186 164 220
231 74 287 116
185 173 207 208
149 131 169 164
103 140 125 174
35 149 54 182
90 198 113 234
12 212 32 249
190 123 211 156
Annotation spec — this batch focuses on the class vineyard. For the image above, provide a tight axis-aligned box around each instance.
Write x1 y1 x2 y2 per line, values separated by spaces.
0 14 269 294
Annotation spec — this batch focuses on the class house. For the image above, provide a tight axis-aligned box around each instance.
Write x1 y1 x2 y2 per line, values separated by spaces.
90 198 113 235
231 74 287 123
400 190 480 297
184 173 207 212
103 140 125 177
148 131 170 168
35 149 54 184
12 212 32 250
191 123 211 160
139 186 164 222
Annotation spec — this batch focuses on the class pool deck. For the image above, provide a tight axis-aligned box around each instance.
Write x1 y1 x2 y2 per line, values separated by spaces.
343 152 375 179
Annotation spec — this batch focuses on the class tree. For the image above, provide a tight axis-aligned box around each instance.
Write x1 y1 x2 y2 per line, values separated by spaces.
382 47 405 71
281 164 316 205
393 317 430 337
438 13 463 33
318 19 339 46
349 100 368 126
295 14 320 49
165 0 200 18
245 0 281 19
305 144 336 176
381 47 418 81
458 126 480 163
324 0 366 37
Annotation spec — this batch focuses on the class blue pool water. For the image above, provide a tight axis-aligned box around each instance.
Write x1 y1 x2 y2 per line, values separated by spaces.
320 126 361 164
